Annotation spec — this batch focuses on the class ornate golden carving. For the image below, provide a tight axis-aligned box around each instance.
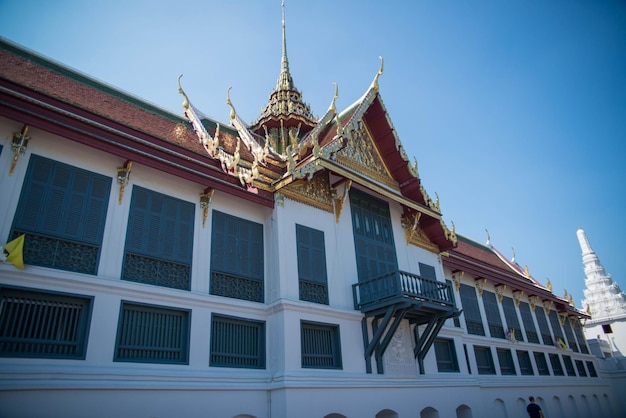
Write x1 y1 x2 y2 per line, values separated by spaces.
116 160 132 205
542 300 554 315
546 278 553 292
451 271 464 292
332 180 352 223
529 295 540 311
280 171 334 213
335 120 397 189
400 212 439 252
495 285 506 303
199 188 215 228
475 278 487 297
9 125 30 176
558 313 567 327
370 56 384 92
513 290 524 307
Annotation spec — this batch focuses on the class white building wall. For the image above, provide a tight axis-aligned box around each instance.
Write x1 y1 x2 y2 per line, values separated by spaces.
1 117 624 418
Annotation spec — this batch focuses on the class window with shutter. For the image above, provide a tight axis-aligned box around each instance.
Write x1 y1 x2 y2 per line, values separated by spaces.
548 310 565 346
502 296 524 342
296 225 328 304
210 314 265 369
0 286 93 359
562 316 579 353
516 350 534 375
563 355 576 376
10 155 111 274
533 352 550 375
301 321 342 369
535 308 553 346
483 291 505 339
122 186 194 290
496 348 516 375
459 284 485 336
349 188 397 282
474 346 495 375
210 211 264 302
434 338 459 372
549 353 564 376
519 302 540 344
114 301 190 364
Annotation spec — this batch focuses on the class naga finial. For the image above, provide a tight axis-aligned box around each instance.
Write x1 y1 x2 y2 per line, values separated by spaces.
226 87 236 121
329 82 339 113
177 74 190 110
371 56 384 92
485 229 491 246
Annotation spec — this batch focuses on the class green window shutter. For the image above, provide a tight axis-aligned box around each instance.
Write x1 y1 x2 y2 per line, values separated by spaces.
210 211 264 302
11 155 112 274
516 350 534 375
210 314 265 369
549 353 564 375
349 189 397 282
114 301 190 364
534 352 550 375
301 321 341 369
125 186 194 264
0 286 93 359
519 302 540 343
535 308 553 346
459 284 485 336
296 225 329 304
483 291 505 339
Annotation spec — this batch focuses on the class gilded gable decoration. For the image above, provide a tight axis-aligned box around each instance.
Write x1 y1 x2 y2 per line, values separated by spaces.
335 120 397 189
280 171 334 213
400 212 439 252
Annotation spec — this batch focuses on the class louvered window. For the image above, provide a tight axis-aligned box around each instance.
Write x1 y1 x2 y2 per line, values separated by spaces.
434 338 459 372
573 319 590 354
296 225 328 305
210 211 264 302
301 321 342 369
483 291 504 338
11 155 111 274
123 187 194 290
0 286 92 359
446 280 461 327
562 317 579 353
474 345 495 375
114 301 190 364
548 310 565 346
501 297 523 342
210 314 265 369
533 352 550 375
535 308 553 346
496 348 516 375
549 353 564 376
586 360 597 377
563 355 576 376
350 188 397 282
516 350 534 375
519 302 540 344
459 284 485 336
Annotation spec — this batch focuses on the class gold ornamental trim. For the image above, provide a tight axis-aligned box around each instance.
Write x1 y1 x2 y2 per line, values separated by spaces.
279 171 334 213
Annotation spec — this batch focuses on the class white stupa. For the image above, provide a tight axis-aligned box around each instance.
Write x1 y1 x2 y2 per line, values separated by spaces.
578 227 626 358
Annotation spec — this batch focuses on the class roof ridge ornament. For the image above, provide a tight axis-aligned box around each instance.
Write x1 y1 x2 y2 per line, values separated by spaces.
370 56 384 92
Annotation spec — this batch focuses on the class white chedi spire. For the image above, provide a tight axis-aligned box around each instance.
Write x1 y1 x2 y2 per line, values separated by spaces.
578 228 626 320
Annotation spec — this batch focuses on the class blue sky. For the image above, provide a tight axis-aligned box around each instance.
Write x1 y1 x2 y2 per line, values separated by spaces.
1 1 625 309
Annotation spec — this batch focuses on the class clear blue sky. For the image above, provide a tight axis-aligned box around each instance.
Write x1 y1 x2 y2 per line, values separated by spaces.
1 1 625 309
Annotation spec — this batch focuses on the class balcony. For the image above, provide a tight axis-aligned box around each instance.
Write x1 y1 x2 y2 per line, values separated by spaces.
352 270 460 374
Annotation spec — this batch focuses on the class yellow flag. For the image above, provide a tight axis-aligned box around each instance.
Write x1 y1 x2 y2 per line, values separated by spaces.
3 234 25 270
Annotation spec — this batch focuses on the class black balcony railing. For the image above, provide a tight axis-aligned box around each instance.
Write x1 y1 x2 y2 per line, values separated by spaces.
352 270 455 311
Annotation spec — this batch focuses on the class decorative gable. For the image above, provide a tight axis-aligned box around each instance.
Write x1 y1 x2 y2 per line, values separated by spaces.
335 119 398 190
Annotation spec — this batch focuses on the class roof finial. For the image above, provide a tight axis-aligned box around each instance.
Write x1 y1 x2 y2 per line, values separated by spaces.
277 0 294 90
485 229 491 246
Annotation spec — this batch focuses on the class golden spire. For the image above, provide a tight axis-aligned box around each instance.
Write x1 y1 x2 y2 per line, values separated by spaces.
277 0 294 90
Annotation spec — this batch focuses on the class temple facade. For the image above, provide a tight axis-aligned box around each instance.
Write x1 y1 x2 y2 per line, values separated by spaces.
0 12 623 417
